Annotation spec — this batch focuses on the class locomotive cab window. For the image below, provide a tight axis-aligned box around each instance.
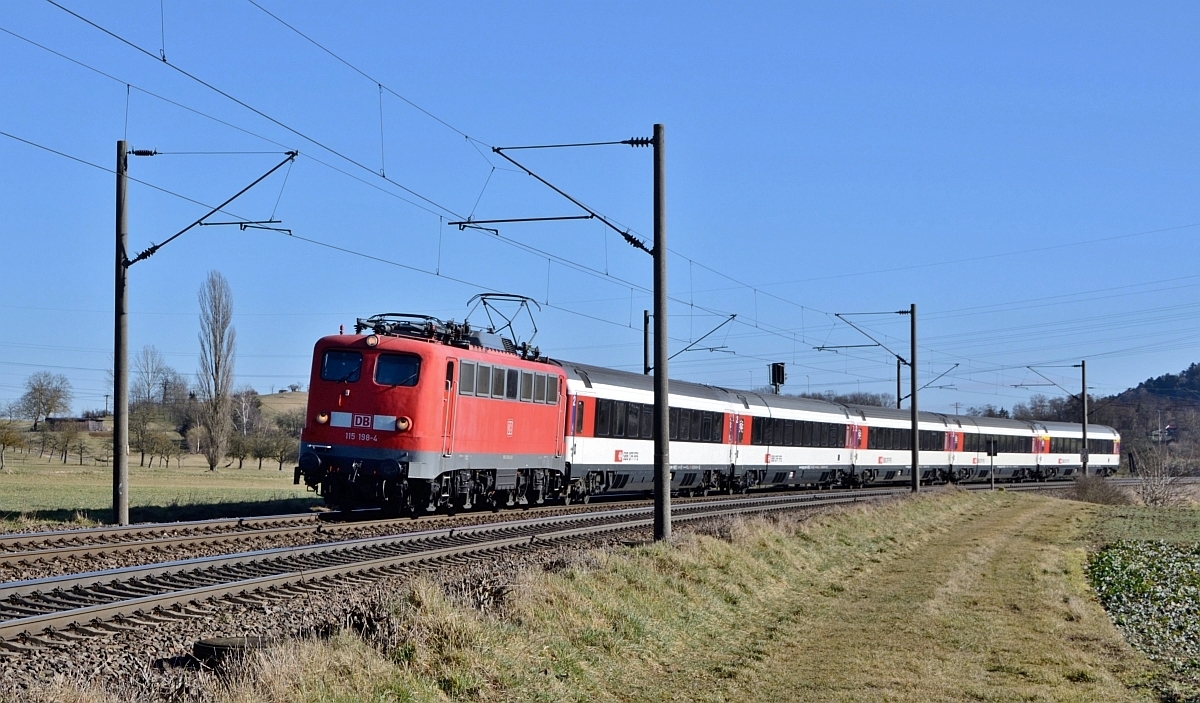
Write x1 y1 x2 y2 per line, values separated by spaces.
321 350 362 383
375 353 421 386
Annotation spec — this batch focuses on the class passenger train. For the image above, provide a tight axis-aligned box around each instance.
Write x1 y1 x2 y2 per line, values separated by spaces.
295 313 1120 512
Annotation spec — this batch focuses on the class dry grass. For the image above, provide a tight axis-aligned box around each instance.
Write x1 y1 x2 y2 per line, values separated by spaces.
1070 475 1135 505
190 490 1155 703
24 490 1164 701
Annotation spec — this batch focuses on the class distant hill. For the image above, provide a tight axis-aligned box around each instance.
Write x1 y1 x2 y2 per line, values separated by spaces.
259 390 308 418
1134 363 1200 402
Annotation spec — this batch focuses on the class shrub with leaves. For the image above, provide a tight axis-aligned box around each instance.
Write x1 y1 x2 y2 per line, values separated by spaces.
1088 540 1200 695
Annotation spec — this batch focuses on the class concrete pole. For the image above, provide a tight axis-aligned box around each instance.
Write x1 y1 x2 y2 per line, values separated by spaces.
113 141 130 525
910 304 919 493
1081 359 1088 477
652 124 671 541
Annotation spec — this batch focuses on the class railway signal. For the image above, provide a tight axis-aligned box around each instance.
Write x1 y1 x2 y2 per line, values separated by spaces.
770 363 786 394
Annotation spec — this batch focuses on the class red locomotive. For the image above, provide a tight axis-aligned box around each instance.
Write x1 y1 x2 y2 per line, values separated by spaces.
296 313 569 512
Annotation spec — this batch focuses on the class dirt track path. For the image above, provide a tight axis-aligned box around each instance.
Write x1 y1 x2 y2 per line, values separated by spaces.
709 494 1150 702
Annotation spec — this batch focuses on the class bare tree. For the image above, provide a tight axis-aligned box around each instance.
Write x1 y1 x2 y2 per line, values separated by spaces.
18 372 72 430
0 420 24 471
274 408 306 439
185 426 205 454
272 431 299 470
251 432 273 470
132 346 170 405
1131 445 1188 507
71 434 89 466
227 433 250 469
55 425 80 464
129 403 156 467
196 271 236 471
231 386 263 437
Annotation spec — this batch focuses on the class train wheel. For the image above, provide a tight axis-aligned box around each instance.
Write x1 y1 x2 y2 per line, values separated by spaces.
581 493 591 504
562 492 572 506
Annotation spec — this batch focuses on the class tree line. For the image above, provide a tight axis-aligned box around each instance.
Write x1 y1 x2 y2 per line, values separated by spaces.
0 271 304 471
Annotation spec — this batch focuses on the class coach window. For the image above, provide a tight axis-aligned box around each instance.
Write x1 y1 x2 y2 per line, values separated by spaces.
520 372 534 401
697 412 710 442
374 353 421 387
574 400 586 433
459 362 476 395
475 365 492 397
641 405 653 439
613 401 627 437
595 399 612 437
321 350 362 383
689 410 701 441
624 402 639 438
668 408 679 440
534 374 547 403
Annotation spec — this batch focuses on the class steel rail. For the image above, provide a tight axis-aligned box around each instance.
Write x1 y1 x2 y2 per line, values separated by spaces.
0 489 903 646
0 486 893 564
0 478 1139 567
0 513 322 551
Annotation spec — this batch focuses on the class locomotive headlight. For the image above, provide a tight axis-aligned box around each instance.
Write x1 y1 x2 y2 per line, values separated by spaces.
365 334 379 347
396 416 412 432
316 412 329 425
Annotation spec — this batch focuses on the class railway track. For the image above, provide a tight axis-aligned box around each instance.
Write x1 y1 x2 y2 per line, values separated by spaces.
0 487 913 651
0 479 1112 575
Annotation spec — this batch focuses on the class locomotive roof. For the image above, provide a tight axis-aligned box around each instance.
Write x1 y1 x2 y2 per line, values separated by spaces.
552 359 1118 436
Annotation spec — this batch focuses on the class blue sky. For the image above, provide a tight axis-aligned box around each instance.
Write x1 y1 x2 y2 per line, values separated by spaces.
0 0 1197 414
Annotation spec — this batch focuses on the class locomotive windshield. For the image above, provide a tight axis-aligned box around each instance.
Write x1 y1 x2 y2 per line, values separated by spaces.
321 350 362 382
375 353 421 386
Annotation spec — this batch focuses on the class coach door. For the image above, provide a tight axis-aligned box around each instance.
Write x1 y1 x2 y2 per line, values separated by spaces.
442 360 458 457
554 377 566 458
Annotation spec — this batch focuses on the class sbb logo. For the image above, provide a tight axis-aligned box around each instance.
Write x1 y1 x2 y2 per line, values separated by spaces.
353 414 373 428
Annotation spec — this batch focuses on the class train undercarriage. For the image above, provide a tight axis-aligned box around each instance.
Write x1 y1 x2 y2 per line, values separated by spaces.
299 458 1104 514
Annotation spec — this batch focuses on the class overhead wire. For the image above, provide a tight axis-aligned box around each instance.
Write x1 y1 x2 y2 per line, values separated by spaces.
45 0 464 220
23 6 1200 400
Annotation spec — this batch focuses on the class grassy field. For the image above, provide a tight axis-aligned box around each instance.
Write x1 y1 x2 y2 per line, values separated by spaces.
0 449 320 527
0 390 319 527
168 489 1161 703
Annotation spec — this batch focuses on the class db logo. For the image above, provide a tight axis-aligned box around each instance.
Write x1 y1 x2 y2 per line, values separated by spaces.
614 450 623 462
877 456 893 464
972 458 978 464
1058 458 1064 464
352 414 372 428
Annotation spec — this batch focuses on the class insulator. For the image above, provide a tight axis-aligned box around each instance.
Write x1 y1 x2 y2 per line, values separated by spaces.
627 137 653 147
